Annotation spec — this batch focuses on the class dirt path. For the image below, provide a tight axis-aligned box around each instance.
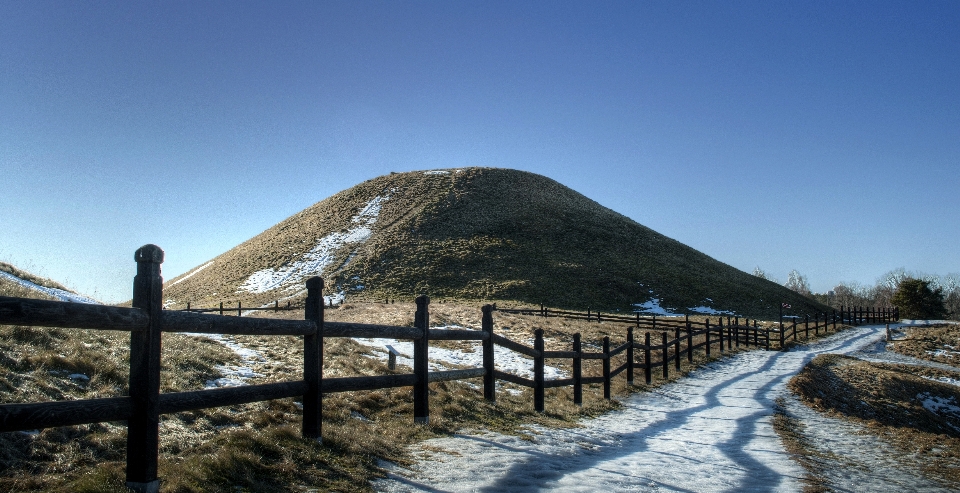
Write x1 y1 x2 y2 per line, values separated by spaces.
373 324 951 492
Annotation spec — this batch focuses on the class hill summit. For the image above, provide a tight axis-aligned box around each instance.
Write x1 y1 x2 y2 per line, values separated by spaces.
163 168 824 319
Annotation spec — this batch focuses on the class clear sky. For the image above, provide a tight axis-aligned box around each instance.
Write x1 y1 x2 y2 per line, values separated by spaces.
2 1 958 304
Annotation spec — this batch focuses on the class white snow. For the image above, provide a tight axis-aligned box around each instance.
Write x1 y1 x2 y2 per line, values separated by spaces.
688 305 738 316
374 323 946 492
632 298 682 316
0 270 99 304
918 393 960 420
184 333 267 388
238 195 388 293
169 261 214 286
354 325 566 380
423 170 450 175
68 373 90 381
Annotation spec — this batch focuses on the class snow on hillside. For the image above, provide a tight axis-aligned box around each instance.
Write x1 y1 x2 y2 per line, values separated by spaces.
633 297 739 317
0 270 99 304
238 195 388 294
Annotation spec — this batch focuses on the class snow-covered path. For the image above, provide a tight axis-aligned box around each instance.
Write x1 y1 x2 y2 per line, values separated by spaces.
374 324 906 492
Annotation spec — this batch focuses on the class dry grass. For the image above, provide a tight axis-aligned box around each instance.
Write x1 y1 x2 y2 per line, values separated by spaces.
887 323 960 365
788 354 960 486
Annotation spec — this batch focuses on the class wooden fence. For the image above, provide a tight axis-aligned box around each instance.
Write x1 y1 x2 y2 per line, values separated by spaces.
0 245 899 492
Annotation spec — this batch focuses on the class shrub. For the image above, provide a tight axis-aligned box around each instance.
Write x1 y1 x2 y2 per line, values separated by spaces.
892 278 947 320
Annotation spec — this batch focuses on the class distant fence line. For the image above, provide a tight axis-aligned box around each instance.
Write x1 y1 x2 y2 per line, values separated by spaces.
0 245 899 492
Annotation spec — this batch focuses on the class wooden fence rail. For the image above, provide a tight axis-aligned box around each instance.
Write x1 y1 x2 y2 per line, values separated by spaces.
0 245 901 492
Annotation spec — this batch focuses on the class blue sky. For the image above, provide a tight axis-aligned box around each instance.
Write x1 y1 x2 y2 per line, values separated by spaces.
2 1 958 303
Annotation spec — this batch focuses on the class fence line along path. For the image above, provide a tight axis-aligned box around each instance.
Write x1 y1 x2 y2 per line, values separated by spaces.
0 245 897 492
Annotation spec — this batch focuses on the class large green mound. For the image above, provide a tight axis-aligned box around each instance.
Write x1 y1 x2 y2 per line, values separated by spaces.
162 168 825 319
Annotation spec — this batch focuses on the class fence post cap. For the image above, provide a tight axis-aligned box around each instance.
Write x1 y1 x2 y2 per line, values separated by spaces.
306 277 324 290
482 304 494 313
134 244 164 264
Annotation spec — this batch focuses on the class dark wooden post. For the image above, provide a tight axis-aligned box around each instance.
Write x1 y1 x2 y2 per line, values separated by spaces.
833 309 837 330
718 318 724 353
534 329 544 412
626 327 634 385
804 314 809 339
686 316 693 362
644 332 652 384
661 332 669 379
602 336 611 400
482 304 495 402
573 333 582 406
792 319 797 341
126 244 164 493
274 300 279 312
303 277 324 440
414 295 430 424
705 319 712 357
219 301 223 316
237 301 242 317
186 301 190 312
727 319 733 350
779 318 785 349
674 327 681 371
730 317 740 348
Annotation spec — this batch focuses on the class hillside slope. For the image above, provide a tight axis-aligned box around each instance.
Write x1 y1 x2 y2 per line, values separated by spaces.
162 168 826 319
0 262 98 304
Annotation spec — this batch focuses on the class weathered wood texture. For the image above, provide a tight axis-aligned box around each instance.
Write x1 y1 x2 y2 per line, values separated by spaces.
0 296 148 331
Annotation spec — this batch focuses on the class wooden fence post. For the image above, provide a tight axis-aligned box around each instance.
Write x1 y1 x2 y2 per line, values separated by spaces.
126 245 164 493
779 319 785 349
237 301 242 317
804 314 809 339
219 301 223 316
705 319 712 357
626 327 634 385
534 329 544 412
602 336 611 400
674 327 681 371
414 295 430 424
573 333 582 406
733 317 739 348
833 310 837 330
686 316 693 362
718 318 724 353
661 332 669 379
644 332 652 384
303 277 324 440
482 305 495 402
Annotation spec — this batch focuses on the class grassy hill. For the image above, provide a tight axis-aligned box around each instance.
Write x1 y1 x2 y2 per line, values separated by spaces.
163 168 827 319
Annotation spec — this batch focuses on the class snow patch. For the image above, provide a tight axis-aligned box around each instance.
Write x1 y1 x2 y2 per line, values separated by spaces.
423 170 450 175
688 305 738 316
918 393 960 422
169 261 214 286
0 270 99 304
238 195 388 293
632 298 682 316
354 325 566 380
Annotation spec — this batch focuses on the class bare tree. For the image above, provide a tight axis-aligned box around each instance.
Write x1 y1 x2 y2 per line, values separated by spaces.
785 269 811 296
753 267 771 281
